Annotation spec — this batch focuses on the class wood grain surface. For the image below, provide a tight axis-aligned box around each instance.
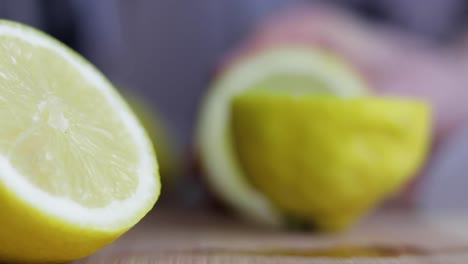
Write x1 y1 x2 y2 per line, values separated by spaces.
75 207 468 263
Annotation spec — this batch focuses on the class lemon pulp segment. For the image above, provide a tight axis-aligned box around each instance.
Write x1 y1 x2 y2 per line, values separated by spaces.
0 35 140 208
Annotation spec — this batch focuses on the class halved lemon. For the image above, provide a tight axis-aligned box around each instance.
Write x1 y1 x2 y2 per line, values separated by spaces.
196 47 368 226
231 92 430 230
197 47 430 230
0 20 159 262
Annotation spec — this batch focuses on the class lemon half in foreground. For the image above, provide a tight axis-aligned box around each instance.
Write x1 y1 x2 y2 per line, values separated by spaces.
0 21 159 262
196 47 430 230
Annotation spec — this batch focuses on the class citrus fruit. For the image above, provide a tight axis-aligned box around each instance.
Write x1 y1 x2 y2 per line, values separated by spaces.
231 92 430 230
196 47 368 226
196 47 431 230
0 20 159 262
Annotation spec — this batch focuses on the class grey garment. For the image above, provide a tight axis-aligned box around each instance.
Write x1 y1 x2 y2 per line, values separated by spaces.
379 0 466 39
337 0 467 40
0 0 42 27
72 0 300 147
420 125 468 210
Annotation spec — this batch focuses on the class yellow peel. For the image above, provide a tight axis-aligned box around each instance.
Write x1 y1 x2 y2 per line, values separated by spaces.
231 93 430 230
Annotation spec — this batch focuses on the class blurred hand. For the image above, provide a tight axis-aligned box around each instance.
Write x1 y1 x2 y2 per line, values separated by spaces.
225 4 468 144
221 4 468 206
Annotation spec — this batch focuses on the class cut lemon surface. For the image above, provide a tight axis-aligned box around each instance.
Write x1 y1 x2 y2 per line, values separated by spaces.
196 47 368 226
0 20 159 262
232 93 430 230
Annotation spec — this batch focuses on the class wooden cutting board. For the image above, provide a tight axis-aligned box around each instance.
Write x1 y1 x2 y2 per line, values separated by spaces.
76 207 468 263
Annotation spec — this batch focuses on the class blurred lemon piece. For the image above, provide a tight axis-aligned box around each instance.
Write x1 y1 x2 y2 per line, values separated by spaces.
197 47 369 226
0 20 159 262
125 93 179 186
232 92 430 231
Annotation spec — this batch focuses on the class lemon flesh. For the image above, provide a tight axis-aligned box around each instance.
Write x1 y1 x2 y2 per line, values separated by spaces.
231 93 430 230
197 47 368 226
0 21 159 263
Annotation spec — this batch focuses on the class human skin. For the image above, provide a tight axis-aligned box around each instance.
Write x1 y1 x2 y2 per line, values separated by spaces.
219 5 468 205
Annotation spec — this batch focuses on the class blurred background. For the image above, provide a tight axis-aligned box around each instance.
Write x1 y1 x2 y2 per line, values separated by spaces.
1 0 468 210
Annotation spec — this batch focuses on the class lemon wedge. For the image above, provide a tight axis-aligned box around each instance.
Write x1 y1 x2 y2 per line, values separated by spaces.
0 20 159 262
